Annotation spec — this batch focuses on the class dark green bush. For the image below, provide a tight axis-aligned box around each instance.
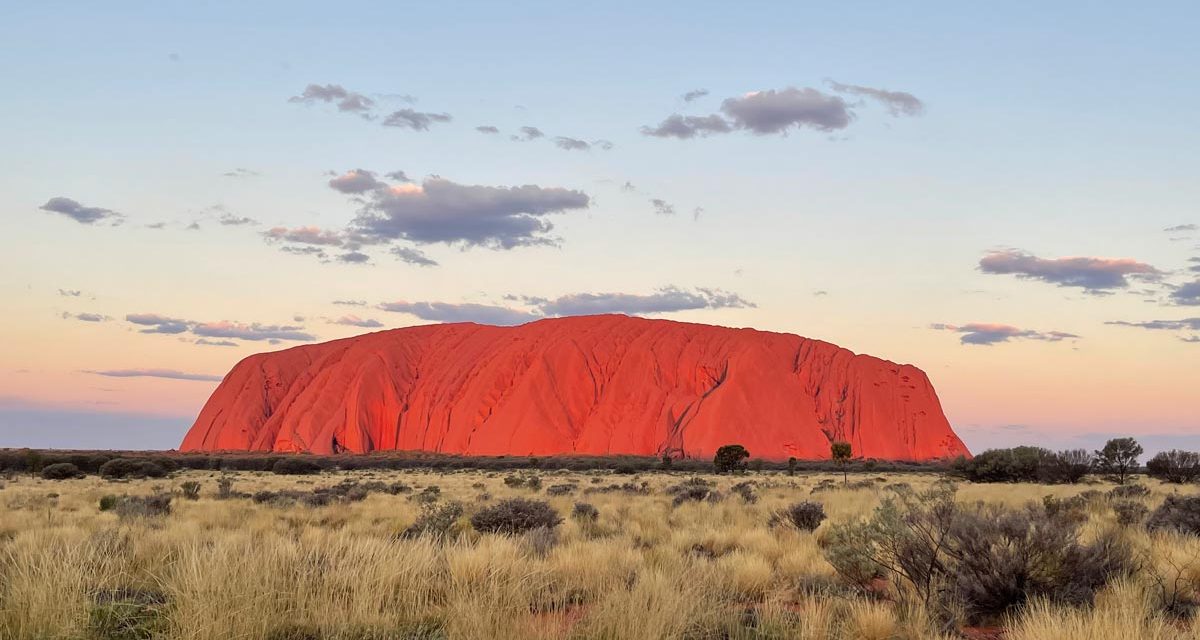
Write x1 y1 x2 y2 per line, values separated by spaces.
1146 495 1200 536
178 481 201 500
270 458 321 476
88 588 167 640
40 462 82 480
730 481 758 504
470 498 561 535
100 458 167 480
571 502 599 523
1108 484 1150 499
823 483 1132 625
112 494 172 519
713 444 750 474
98 495 119 511
1146 450 1200 484
401 501 464 539
769 501 826 532
545 483 574 496
1112 500 1149 526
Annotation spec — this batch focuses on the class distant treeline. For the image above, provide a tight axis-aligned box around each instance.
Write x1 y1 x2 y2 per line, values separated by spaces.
0 448 949 476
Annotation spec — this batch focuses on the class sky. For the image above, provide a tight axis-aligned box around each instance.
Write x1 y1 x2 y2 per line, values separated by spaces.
1 1 1197 454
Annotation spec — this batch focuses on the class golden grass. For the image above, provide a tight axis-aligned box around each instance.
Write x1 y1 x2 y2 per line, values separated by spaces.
0 469 1198 639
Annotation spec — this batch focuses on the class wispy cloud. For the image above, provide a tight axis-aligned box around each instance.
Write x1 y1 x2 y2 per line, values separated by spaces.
330 315 385 328
931 322 1079 345
85 368 223 382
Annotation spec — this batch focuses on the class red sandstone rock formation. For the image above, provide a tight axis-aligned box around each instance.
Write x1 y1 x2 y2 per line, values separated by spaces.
181 315 969 461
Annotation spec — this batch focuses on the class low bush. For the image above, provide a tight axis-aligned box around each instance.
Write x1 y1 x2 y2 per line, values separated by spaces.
769 501 826 532
100 458 167 480
1108 484 1150 499
952 447 1092 484
823 484 1132 626
730 481 758 503
1112 500 1149 526
469 498 561 535
40 462 82 480
270 458 321 476
571 502 599 523
1146 495 1200 536
111 494 172 519
89 588 167 640
545 483 575 496
178 481 201 500
99 495 120 511
400 501 464 539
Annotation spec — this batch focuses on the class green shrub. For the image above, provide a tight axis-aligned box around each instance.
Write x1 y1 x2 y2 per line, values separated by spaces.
713 444 750 474
730 481 758 504
270 458 321 475
470 498 561 535
99 495 120 511
99 458 166 480
88 588 167 640
823 483 1133 625
1112 500 1149 526
1146 495 1200 536
178 481 201 500
769 501 826 532
571 502 599 523
1108 484 1150 499
113 494 172 519
401 501 464 539
40 462 82 480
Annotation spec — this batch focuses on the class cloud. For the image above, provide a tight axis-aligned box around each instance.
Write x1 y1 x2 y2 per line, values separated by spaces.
222 168 260 178
328 169 384 194
475 125 500 134
382 109 451 131
1106 318 1200 331
58 289 81 297
62 312 107 322
554 136 591 151
1189 257 1200 274
512 126 544 141
978 249 1163 292
720 87 852 134
263 226 344 246
640 114 732 139
379 301 542 326
145 222 167 230
195 338 238 347
332 300 367 306
86 368 223 382
826 80 924 116
126 314 316 342
192 322 316 342
1171 280 1200 306
289 84 375 117
40 197 122 224
532 287 754 316
351 177 590 249
1164 224 1197 233
681 89 709 103
218 214 257 226
390 246 438 266
280 246 328 258
651 198 675 216
384 170 411 183
331 315 384 328
337 251 370 264
931 322 1080 346
126 313 191 334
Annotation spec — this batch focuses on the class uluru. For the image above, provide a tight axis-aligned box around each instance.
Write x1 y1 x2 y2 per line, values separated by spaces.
181 314 969 461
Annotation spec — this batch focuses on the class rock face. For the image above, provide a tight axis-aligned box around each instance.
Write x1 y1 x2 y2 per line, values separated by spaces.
181 315 969 461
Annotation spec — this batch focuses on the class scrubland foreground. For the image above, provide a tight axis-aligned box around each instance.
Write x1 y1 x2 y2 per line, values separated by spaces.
3 468 1200 640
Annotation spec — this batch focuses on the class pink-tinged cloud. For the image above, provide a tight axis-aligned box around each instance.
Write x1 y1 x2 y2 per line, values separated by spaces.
979 249 1162 291
263 226 344 246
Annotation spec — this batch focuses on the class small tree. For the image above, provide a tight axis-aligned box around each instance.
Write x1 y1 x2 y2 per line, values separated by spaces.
1094 438 1143 485
713 444 750 474
1146 450 1200 484
661 453 673 470
831 441 852 485
787 457 798 476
